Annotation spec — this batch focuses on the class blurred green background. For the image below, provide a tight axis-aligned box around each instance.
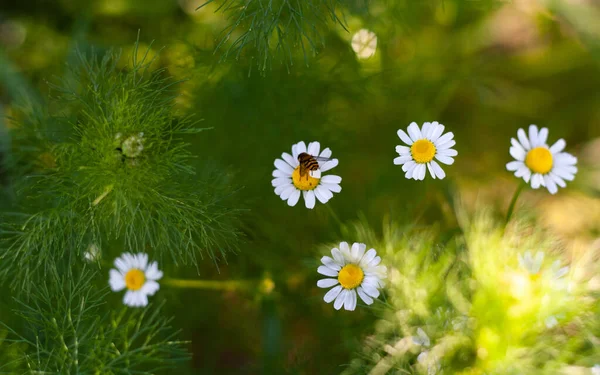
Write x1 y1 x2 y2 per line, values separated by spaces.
1 0 600 373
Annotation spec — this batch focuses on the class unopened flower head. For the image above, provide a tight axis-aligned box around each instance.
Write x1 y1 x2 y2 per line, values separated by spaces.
121 132 145 158
351 29 377 59
317 242 386 311
272 141 342 209
506 125 577 194
84 243 101 262
109 252 163 307
394 121 457 180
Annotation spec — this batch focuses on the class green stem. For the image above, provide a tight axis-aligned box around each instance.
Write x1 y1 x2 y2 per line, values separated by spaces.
163 278 255 291
505 182 526 225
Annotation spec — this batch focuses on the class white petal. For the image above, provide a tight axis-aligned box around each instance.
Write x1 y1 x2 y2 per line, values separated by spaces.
362 283 380 298
307 141 320 156
549 172 566 187
320 147 332 158
317 265 339 277
303 190 316 209
350 243 360 259
339 242 351 254
402 160 416 172
436 139 456 150
141 280 160 296
334 290 348 310
321 175 342 184
360 249 377 267
275 183 292 195
314 186 331 204
407 122 422 142
437 148 457 157
280 185 296 200
435 132 454 146
114 254 132 274
510 146 526 161
145 262 163 280
282 152 297 168
368 256 381 267
296 141 307 154
309 169 321 179
356 243 366 260
416 163 427 180
394 155 412 165
274 159 294 175
529 125 539 147
320 159 339 172
405 163 418 179
324 285 343 303
517 128 531 150
396 145 410 155
287 190 301 206
533 251 545 273
344 290 357 311
430 123 445 142
331 248 345 264
426 162 437 179
549 139 566 154
397 129 413 145
272 169 290 178
357 286 374 305
272 177 292 187
317 278 339 288
321 256 341 271
321 183 342 193
538 127 548 145
506 161 523 171
544 175 558 194
531 174 542 189
421 122 431 139
109 269 126 291
435 154 454 165
430 160 446 179
554 152 577 166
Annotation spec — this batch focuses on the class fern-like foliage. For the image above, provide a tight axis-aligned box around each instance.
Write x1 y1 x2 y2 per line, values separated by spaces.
0 41 242 290
0 267 188 374
203 0 348 71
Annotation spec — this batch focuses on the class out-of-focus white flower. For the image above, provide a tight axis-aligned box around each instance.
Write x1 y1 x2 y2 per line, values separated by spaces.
84 243 101 262
351 29 377 59
506 124 577 194
122 132 145 158
592 364 600 375
412 327 431 347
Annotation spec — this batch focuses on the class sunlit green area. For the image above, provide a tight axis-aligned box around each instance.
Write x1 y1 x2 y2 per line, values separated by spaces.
1 0 600 373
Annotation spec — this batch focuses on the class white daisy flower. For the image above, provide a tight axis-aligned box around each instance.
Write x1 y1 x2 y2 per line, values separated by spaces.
412 327 431 347
109 252 163 308
272 141 342 209
351 29 377 59
317 242 386 311
592 364 600 375
518 251 545 277
506 124 577 194
394 121 457 180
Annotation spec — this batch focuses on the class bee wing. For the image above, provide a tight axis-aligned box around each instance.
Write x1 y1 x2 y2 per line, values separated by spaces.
314 156 332 162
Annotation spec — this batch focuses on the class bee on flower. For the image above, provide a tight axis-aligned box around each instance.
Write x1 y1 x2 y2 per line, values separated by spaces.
317 242 386 311
506 125 577 194
272 141 342 209
109 252 163 307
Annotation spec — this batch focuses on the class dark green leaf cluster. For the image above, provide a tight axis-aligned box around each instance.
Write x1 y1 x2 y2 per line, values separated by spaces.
203 0 348 71
0 267 188 374
0 42 242 289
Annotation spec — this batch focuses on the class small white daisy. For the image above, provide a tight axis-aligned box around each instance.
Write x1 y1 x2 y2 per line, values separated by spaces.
394 121 457 180
506 124 577 194
351 29 377 59
317 242 386 311
109 252 163 308
518 251 545 277
592 364 600 375
272 141 342 209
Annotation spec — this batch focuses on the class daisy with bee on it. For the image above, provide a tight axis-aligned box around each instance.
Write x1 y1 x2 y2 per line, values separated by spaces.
272 141 342 209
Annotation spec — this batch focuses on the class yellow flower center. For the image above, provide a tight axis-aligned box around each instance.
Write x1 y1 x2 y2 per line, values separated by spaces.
525 147 553 174
410 139 436 163
338 264 364 290
292 166 320 191
125 269 146 291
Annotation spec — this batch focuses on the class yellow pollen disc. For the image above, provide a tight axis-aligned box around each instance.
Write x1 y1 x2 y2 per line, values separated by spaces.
338 264 364 290
125 269 146 291
525 147 553 174
410 139 436 163
292 166 320 191
529 272 541 282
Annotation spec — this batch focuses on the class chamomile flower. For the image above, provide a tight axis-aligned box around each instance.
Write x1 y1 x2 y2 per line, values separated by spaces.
109 252 163 308
394 121 457 180
351 29 377 59
317 242 386 311
506 124 577 194
518 251 545 277
272 141 342 209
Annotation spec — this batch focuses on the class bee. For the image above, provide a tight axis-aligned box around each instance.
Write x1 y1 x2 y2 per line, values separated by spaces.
297 152 330 180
